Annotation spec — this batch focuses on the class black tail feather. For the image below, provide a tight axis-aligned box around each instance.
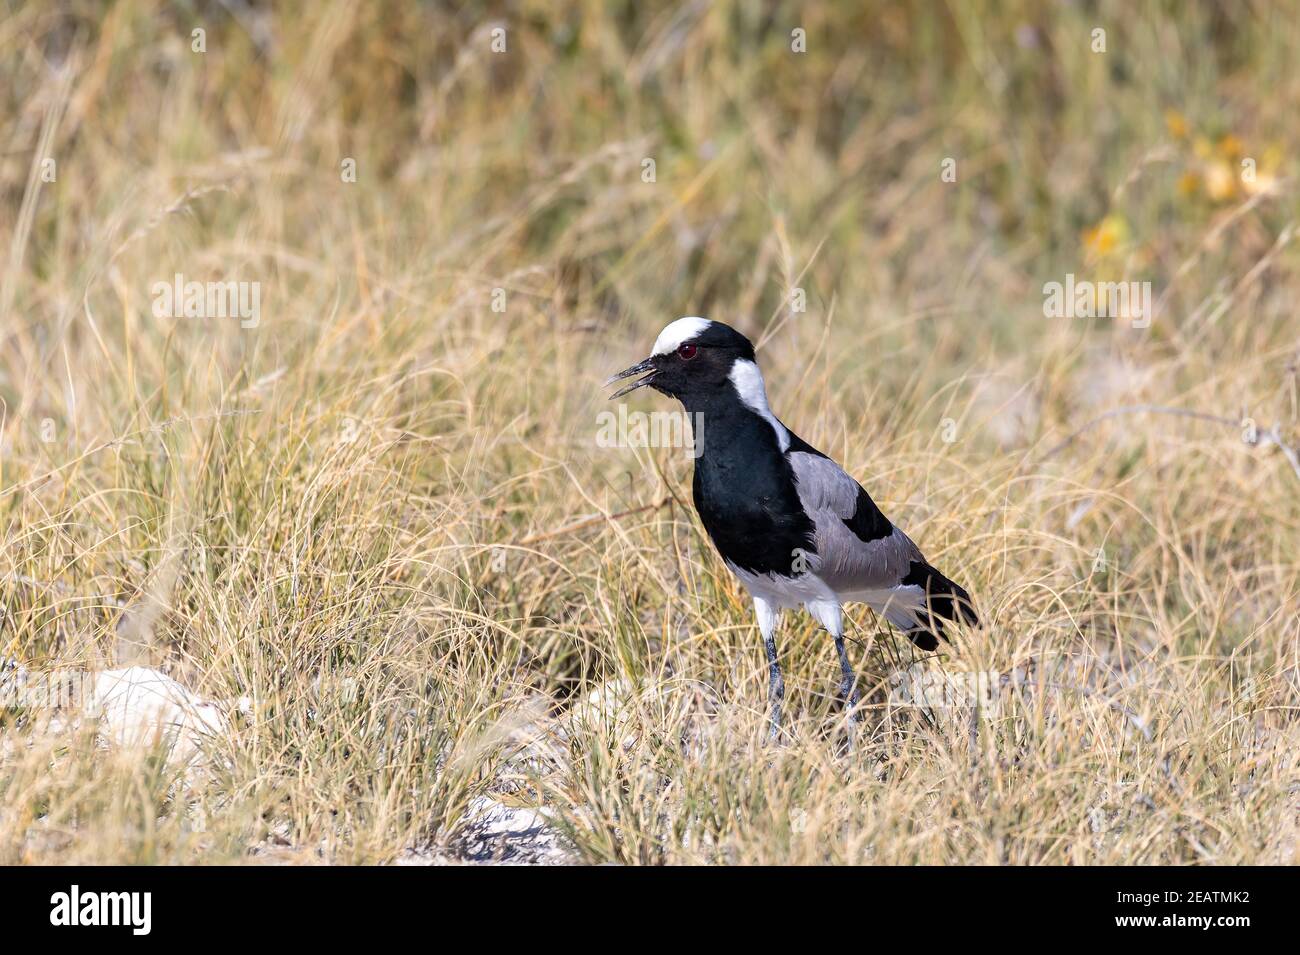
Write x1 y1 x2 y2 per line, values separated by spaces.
899 560 979 650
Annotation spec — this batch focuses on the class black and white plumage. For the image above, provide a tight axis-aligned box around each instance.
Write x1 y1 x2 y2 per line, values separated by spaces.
606 317 977 734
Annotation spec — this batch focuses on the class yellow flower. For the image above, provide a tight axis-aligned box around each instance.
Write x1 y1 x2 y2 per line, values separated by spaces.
1242 169 1277 197
1217 134 1244 159
1164 109 1189 140
1082 214 1129 258
1204 161 1237 202
1177 171 1201 197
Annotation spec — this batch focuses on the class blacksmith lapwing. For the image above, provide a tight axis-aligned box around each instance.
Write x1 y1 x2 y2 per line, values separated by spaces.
606 317 978 735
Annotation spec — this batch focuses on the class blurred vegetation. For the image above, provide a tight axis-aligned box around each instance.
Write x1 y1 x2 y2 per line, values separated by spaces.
0 1 1296 864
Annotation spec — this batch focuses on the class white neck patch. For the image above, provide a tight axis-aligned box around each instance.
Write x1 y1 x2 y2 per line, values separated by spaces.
729 359 790 452
652 316 712 356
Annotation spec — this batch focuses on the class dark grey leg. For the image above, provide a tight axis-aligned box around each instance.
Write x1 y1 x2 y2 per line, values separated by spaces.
764 629 784 737
810 600 860 724
833 630 861 722
754 597 784 740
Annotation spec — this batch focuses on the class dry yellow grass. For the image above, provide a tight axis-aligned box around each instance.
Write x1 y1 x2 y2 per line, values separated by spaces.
1 1 1297 864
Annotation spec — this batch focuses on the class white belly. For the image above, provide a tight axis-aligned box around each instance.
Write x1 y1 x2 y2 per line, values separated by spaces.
726 562 839 610
727 563 927 630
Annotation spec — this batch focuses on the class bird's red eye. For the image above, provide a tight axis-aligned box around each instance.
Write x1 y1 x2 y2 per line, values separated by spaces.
677 343 698 360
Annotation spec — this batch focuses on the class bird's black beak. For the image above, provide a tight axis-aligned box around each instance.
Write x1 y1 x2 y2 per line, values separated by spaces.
604 357 657 399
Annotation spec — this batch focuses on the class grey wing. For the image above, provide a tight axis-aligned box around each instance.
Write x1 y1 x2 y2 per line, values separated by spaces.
787 450 923 594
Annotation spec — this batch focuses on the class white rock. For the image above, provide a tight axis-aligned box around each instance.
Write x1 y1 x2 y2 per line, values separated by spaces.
449 796 571 865
84 666 228 762
566 677 638 737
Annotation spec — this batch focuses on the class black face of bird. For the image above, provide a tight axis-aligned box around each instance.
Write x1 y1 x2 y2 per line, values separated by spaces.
604 319 756 402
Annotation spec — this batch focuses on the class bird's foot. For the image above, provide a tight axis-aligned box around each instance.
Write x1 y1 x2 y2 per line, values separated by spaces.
767 672 785 744
767 715 784 745
839 676 862 724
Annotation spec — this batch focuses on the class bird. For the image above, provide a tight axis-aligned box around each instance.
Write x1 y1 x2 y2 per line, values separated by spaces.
605 316 978 736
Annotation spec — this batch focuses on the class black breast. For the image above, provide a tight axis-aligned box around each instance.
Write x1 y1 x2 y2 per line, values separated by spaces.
690 408 816 577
